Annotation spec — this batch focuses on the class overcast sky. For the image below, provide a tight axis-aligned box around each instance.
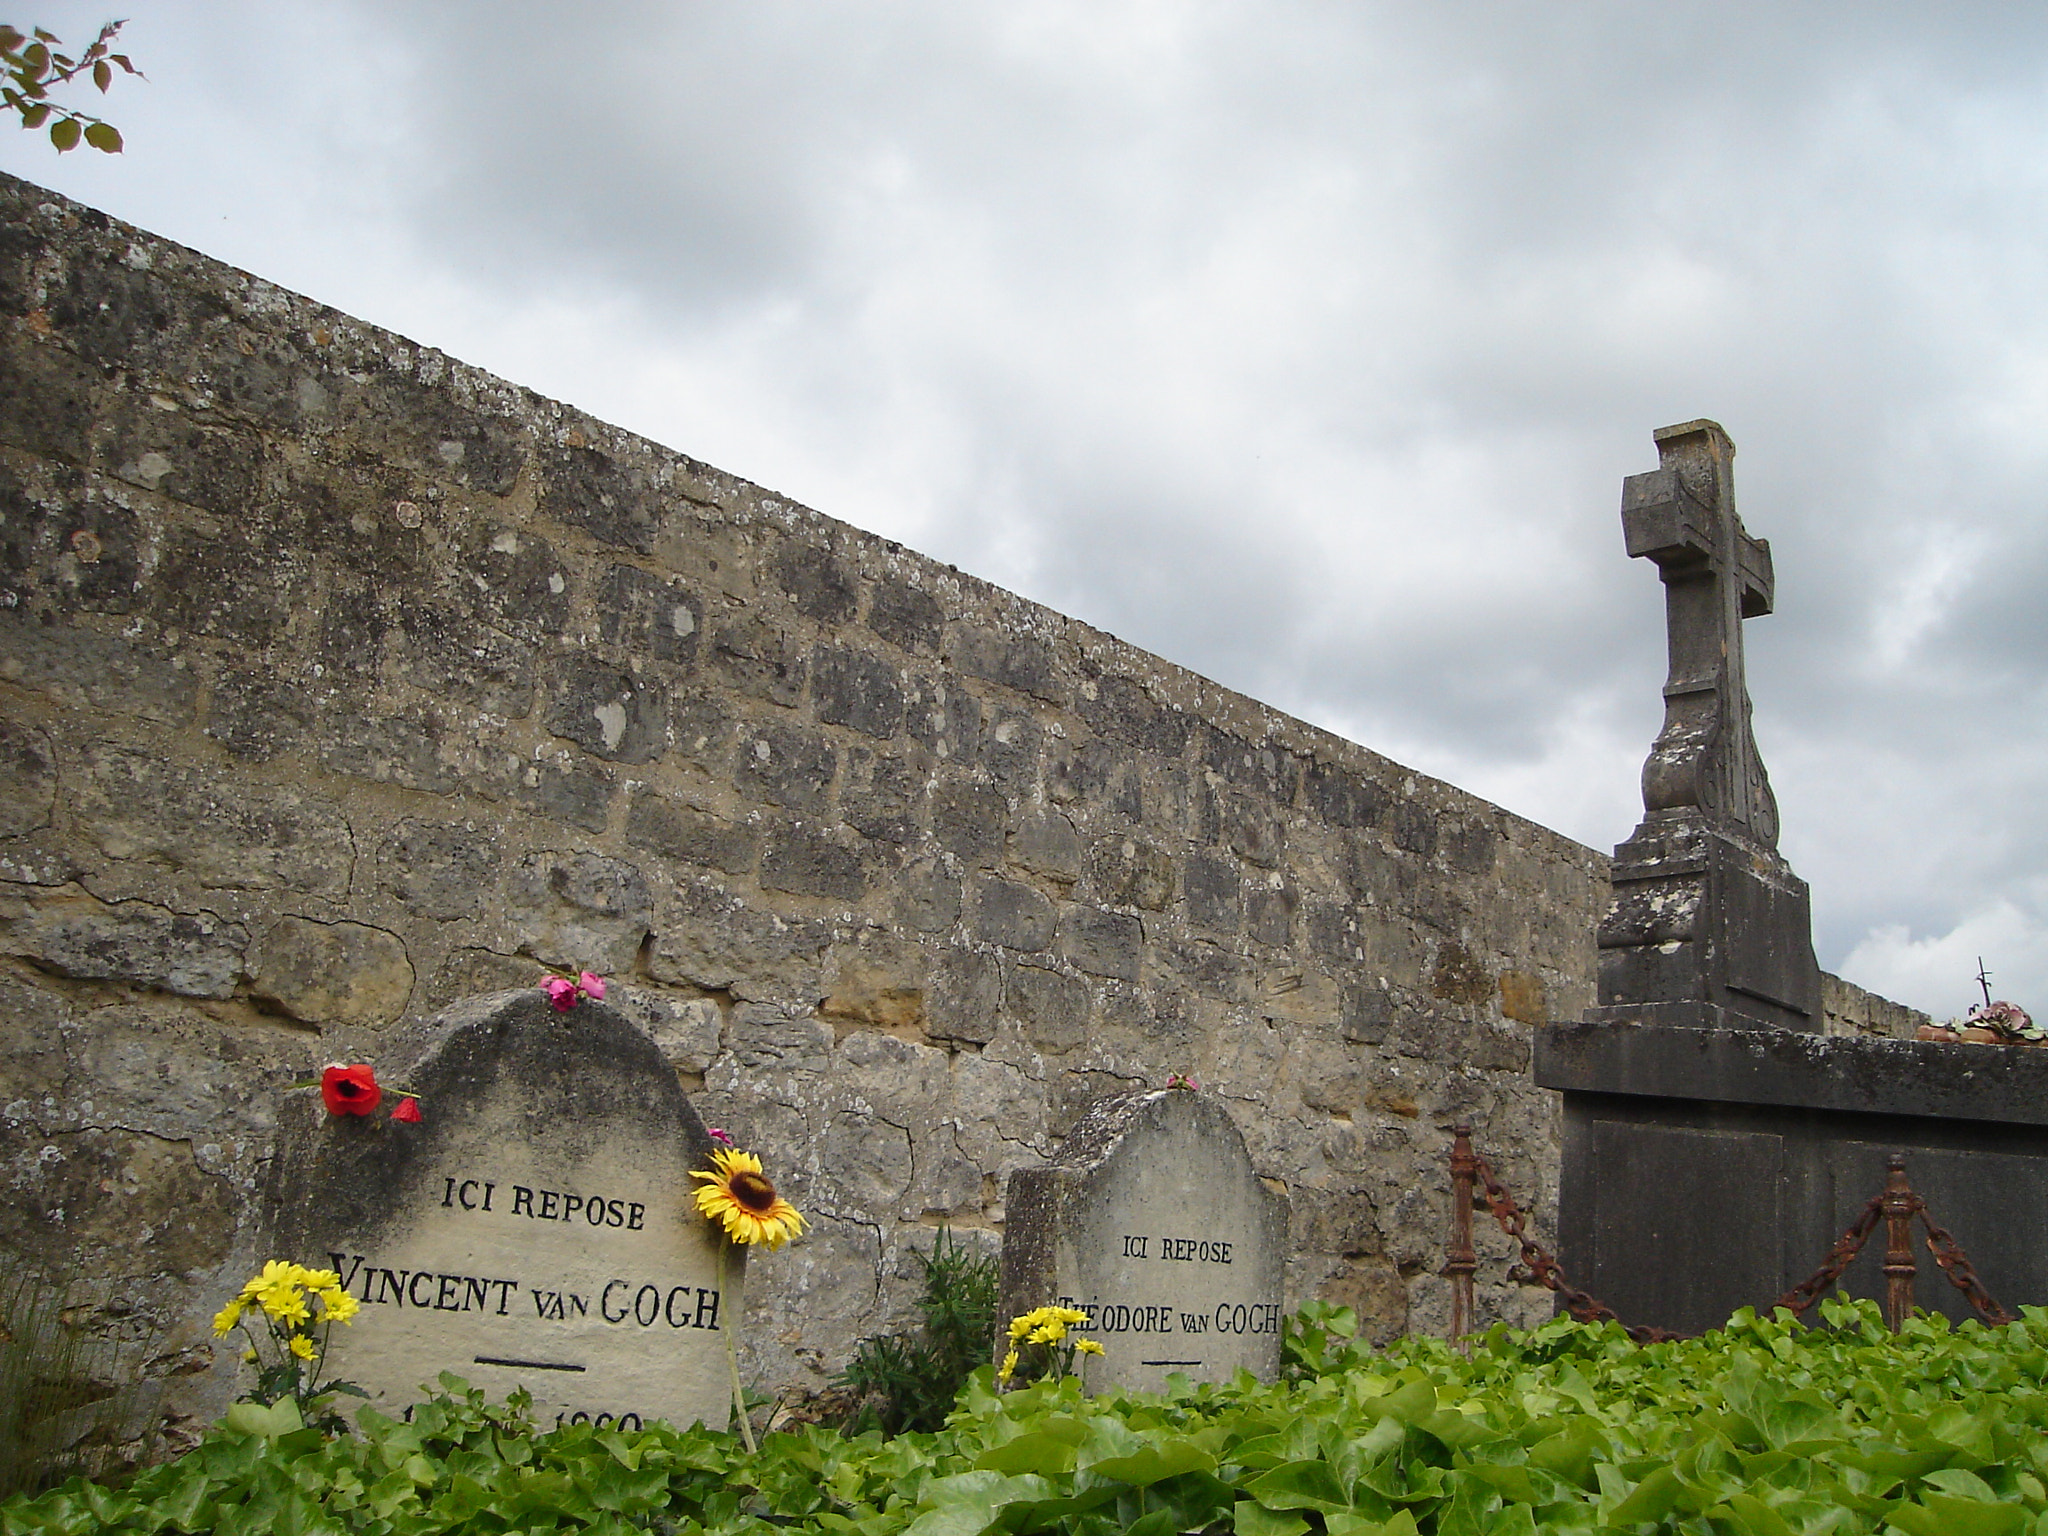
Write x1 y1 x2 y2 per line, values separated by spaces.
8 2 2044 1020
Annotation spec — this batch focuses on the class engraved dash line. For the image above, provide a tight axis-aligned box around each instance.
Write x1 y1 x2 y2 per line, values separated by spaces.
473 1355 587 1373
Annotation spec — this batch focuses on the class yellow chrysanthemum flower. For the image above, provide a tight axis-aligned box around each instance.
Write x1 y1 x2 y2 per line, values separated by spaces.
211 1299 245 1338
998 1349 1020 1384
691 1147 806 1249
301 1268 343 1293
240 1259 299 1300
288 1334 316 1361
1075 1339 1105 1357
319 1288 359 1325
258 1282 310 1325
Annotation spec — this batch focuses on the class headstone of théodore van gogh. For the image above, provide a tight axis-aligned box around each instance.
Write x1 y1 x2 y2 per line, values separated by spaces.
1001 1088 1288 1391
266 989 733 1430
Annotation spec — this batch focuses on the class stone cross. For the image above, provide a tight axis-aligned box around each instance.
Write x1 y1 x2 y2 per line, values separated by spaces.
1621 419 1780 847
1596 420 1820 1031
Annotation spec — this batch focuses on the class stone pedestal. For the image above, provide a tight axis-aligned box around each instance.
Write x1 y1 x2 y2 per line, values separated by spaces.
1593 813 1820 1032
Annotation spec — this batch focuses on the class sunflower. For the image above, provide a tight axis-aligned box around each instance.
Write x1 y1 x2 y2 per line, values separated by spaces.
691 1147 806 1249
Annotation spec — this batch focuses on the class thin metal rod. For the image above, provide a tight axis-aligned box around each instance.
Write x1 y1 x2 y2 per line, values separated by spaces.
1444 1124 1477 1346
1881 1155 1917 1332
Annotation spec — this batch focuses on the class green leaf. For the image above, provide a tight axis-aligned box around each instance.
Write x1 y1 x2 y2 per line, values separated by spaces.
48 115 79 151
1886 1493 2029 1536
1720 1490 1798 1536
1607 1464 1686 1525
1083 1438 1216 1486
1233 1499 1309 1536
1243 1459 1354 1514
974 1431 1078 1476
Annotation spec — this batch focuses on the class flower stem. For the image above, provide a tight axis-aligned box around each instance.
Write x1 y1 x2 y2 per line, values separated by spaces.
718 1240 756 1454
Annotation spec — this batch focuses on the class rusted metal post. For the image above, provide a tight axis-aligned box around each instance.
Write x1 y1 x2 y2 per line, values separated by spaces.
1444 1124 1478 1346
1882 1155 1918 1332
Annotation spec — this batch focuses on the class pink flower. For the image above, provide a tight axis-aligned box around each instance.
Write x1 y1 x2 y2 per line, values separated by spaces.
541 970 610 1011
707 1126 735 1146
390 1096 423 1123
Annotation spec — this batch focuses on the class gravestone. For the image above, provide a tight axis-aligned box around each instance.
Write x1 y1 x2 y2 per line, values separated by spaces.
1593 419 1820 1031
266 989 734 1431
1001 1088 1287 1392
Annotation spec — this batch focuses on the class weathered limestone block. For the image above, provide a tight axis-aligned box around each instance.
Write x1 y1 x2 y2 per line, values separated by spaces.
760 822 871 902
544 654 668 764
867 578 943 655
931 780 1006 866
720 1004 834 1075
947 623 1061 704
624 789 759 877
925 945 1001 1044
985 712 1044 789
375 818 502 922
771 541 860 625
0 715 56 836
0 611 200 722
709 613 808 708
648 880 830 1000
1089 834 1177 911
840 749 921 847
812 645 905 739
735 720 836 814
395 608 536 718
506 850 653 974
1007 962 1089 1051
1060 903 1141 981
455 525 575 642
78 746 355 896
1009 810 1082 883
7 888 246 997
0 1123 238 1276
906 677 983 762
596 563 700 665
249 916 414 1028
971 876 1054 952
69 1006 302 1148
819 949 927 1034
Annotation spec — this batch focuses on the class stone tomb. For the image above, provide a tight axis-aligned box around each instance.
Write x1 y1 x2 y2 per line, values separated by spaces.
266 989 733 1430
1001 1089 1288 1392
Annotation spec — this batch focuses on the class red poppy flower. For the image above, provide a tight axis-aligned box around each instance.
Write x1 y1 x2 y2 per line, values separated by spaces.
320 1064 382 1117
390 1095 423 1123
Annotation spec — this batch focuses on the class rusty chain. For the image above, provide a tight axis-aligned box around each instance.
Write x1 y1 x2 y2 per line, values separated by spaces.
1773 1196 1885 1316
1918 1210 2014 1325
1466 1148 1684 1344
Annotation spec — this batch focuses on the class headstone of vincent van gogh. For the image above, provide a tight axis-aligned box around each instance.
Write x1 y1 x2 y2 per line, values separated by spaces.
265 989 733 1430
1000 1088 1288 1392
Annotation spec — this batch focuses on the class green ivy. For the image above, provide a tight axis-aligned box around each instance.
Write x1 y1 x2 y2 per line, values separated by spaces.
12 1299 2048 1536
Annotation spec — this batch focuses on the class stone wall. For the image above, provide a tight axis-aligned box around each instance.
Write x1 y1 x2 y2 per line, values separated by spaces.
0 173 1606 1423
1819 972 1930 1041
